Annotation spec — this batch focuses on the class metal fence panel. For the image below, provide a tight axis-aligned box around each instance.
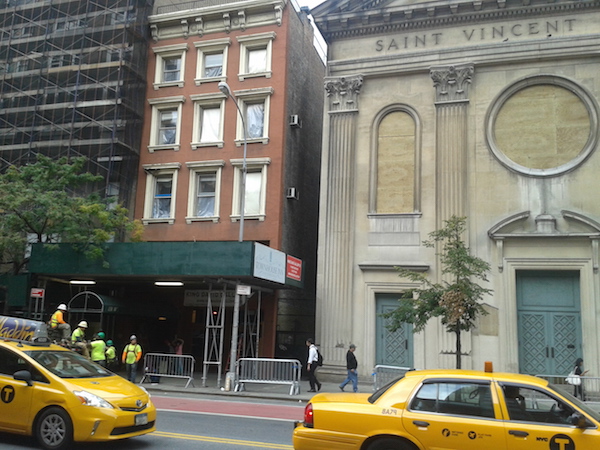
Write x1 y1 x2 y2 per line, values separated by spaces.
235 358 302 395
372 365 414 391
140 353 196 388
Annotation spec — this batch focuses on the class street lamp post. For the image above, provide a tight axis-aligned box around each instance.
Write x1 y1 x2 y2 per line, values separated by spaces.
218 81 247 390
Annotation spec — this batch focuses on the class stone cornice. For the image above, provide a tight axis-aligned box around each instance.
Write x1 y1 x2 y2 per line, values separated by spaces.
313 0 600 42
149 0 287 42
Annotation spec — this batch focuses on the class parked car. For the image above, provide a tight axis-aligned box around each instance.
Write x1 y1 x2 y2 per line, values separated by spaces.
293 365 600 450
0 315 156 449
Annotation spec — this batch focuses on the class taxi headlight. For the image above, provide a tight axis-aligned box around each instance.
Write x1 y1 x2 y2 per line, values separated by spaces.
74 390 114 409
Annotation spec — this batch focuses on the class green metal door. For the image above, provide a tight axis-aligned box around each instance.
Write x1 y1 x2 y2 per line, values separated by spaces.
517 271 581 375
376 294 413 367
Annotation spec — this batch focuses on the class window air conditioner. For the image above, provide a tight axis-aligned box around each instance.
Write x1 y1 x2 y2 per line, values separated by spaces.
289 114 301 128
286 187 299 200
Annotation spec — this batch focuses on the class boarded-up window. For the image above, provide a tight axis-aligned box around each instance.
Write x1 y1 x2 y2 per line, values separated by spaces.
377 111 415 213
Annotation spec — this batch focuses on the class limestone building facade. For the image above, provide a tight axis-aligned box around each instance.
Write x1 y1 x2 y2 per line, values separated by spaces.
311 0 600 379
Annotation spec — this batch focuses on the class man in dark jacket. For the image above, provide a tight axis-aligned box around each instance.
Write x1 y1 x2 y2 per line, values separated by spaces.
339 344 358 392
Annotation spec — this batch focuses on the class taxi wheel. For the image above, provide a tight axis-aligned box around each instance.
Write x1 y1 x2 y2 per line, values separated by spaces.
34 407 74 450
366 437 416 450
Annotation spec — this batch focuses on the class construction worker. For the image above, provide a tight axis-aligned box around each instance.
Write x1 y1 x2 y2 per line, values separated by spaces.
105 340 118 370
122 335 142 383
90 332 107 367
50 304 71 340
71 321 90 358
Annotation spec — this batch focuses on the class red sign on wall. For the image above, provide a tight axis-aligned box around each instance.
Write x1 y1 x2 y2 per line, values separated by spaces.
30 288 45 298
286 256 302 282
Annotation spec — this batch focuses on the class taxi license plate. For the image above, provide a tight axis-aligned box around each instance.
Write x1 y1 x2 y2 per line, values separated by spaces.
135 413 148 426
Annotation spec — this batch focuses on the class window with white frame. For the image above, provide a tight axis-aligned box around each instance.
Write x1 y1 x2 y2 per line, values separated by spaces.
190 92 226 149
186 160 224 223
237 32 275 81
142 163 181 224
230 87 273 145
152 43 188 89
194 38 231 86
148 96 185 152
231 157 270 221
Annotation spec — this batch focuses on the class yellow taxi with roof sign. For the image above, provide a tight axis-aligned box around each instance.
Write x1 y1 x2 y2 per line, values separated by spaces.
0 315 156 449
293 362 600 450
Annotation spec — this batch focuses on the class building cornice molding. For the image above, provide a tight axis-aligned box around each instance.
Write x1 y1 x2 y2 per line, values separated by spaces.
149 0 287 42
314 0 600 42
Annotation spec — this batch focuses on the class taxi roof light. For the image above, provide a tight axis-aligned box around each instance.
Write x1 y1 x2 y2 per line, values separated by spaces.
484 361 493 373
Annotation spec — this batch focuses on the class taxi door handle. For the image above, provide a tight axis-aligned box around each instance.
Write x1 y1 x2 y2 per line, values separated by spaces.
413 421 430 427
509 430 529 437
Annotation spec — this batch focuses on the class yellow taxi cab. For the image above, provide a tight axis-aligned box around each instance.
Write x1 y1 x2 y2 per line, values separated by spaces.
293 363 600 450
0 315 156 449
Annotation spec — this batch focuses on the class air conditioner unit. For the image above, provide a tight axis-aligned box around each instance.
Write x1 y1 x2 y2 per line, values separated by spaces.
286 187 299 200
289 114 301 128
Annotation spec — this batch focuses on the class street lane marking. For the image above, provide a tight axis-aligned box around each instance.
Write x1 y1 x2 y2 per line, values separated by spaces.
157 407 296 422
153 431 293 449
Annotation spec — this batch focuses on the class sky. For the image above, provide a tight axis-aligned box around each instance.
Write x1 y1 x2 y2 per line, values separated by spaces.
297 0 326 10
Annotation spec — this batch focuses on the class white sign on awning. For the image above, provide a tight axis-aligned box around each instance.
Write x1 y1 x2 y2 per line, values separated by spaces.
253 242 286 284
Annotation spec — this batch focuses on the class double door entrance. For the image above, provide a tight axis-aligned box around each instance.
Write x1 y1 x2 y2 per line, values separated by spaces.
517 270 582 376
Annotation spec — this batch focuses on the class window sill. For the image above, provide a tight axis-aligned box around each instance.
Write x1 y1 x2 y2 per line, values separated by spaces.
238 71 272 81
186 216 220 224
191 141 224 149
235 138 268 146
148 144 180 153
194 76 226 86
230 214 265 222
142 218 175 225
153 81 184 90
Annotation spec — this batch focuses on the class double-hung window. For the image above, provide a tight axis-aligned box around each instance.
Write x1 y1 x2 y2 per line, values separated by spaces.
152 43 188 89
148 96 185 152
231 157 270 221
190 92 226 148
194 38 231 86
237 32 275 81
142 163 181 224
229 87 273 145
186 160 224 223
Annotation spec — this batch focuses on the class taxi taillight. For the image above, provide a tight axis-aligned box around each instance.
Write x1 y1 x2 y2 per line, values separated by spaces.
304 403 314 427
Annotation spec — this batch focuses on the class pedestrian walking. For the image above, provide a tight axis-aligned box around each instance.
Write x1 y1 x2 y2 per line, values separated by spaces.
339 344 358 392
306 338 321 392
122 335 142 383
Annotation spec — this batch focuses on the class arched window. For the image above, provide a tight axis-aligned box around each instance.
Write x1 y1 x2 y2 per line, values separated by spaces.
372 108 420 214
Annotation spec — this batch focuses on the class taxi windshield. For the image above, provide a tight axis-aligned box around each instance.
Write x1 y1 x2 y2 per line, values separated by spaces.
26 350 112 379
550 383 600 422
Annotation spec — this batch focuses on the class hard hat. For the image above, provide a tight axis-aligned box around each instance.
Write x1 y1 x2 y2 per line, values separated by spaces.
130 335 137 341
106 340 113 346
78 321 88 328
58 304 67 311
97 332 105 339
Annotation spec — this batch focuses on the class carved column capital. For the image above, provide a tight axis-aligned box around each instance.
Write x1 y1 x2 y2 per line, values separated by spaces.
430 64 474 103
324 75 363 112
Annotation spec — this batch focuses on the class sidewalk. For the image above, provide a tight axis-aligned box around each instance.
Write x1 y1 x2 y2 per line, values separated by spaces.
133 370 367 403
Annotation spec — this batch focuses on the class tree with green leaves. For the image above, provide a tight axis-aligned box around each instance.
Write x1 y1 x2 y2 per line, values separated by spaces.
0 155 143 275
383 216 492 369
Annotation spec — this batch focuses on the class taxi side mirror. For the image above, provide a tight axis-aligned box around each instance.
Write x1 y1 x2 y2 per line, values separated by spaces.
570 412 588 429
13 370 33 387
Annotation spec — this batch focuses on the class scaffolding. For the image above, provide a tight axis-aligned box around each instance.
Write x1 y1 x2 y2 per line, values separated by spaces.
0 0 152 208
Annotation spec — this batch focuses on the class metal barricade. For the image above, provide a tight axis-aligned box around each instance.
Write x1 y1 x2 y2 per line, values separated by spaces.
372 365 414 391
235 358 302 395
140 353 196 388
535 374 600 402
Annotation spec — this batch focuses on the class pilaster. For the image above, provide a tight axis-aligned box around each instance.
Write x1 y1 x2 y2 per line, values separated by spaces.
430 64 474 365
317 75 363 370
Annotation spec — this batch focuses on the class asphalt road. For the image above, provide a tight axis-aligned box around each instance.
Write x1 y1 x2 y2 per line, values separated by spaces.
0 394 304 450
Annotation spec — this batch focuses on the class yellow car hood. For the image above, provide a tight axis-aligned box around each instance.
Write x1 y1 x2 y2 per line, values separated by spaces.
65 375 149 402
